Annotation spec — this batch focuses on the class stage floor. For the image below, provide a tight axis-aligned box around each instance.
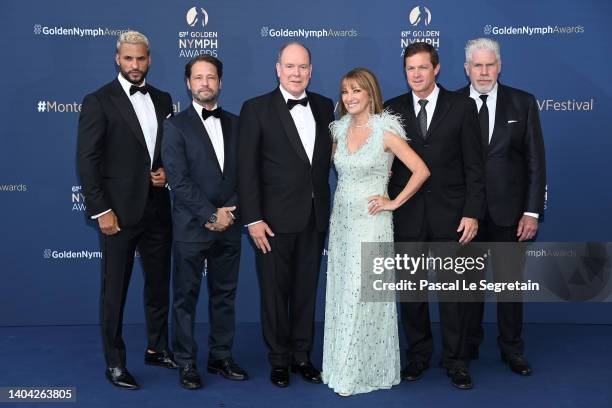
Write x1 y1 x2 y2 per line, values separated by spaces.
0 322 610 407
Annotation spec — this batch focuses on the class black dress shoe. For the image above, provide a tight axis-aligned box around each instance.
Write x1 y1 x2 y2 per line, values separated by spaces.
291 361 322 384
207 358 249 381
447 367 473 390
401 361 429 381
105 367 139 390
270 367 290 388
179 364 202 390
144 350 178 369
502 354 533 376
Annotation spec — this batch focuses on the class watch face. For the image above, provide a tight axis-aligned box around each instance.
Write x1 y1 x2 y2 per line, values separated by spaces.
209 213 218 223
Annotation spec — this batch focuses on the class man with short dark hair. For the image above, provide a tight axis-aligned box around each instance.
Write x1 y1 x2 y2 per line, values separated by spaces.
77 30 176 390
459 37 546 377
162 54 248 389
237 42 334 388
385 42 485 389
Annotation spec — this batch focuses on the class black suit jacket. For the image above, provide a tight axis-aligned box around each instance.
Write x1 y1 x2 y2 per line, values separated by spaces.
77 79 173 227
385 86 485 238
459 83 546 227
237 88 334 234
162 105 240 242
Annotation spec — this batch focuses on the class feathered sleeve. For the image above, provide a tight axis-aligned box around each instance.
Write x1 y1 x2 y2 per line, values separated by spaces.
378 109 409 141
329 114 351 143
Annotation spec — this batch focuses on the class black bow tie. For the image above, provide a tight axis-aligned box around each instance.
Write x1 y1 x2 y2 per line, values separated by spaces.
287 97 308 110
202 107 221 120
129 84 149 95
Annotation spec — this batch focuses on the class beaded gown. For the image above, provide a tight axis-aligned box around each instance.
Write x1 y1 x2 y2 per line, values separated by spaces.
322 111 405 395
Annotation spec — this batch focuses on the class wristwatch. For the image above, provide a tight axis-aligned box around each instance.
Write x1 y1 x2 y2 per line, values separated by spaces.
208 212 218 224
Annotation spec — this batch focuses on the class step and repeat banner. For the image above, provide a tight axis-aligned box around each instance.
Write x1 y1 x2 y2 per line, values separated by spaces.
1 0 611 325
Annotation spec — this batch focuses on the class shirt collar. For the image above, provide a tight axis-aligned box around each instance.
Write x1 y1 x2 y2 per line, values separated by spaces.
412 84 439 107
279 85 307 102
117 73 147 97
469 82 498 101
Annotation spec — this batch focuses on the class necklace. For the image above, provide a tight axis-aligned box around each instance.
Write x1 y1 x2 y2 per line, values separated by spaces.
351 114 371 128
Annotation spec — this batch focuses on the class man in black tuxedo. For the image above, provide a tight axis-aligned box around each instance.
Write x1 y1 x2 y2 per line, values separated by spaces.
162 55 249 389
384 42 485 389
459 38 546 376
237 42 334 388
77 31 176 389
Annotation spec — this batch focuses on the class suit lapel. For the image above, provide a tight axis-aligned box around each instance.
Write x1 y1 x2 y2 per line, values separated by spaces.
186 105 223 174
426 86 451 138
273 88 310 165
149 87 167 167
109 80 148 151
489 84 508 150
220 110 232 174
307 92 326 168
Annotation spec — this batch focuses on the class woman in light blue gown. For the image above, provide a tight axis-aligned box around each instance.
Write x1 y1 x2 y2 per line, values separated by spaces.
322 68 429 396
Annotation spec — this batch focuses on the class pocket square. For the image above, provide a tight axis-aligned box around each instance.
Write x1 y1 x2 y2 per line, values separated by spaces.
166 113 172 119
507 120 518 123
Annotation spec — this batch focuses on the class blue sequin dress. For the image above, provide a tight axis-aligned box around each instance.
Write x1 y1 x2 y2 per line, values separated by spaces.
322 111 405 395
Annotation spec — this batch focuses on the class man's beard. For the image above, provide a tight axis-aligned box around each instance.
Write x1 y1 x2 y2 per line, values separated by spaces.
192 88 218 105
473 81 494 94
120 67 149 85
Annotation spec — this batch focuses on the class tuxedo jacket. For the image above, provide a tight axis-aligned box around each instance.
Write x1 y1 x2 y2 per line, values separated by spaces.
384 86 485 238
162 105 240 243
459 83 546 227
77 79 173 227
237 88 334 234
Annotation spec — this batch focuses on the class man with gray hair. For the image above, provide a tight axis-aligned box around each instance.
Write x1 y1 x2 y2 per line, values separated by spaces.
77 30 176 389
459 38 546 376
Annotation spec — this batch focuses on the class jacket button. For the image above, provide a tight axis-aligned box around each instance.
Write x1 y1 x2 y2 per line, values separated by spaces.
423 144 429 148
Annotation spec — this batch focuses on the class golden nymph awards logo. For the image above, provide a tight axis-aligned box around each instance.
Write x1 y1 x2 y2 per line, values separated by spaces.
178 6 219 58
400 5 441 55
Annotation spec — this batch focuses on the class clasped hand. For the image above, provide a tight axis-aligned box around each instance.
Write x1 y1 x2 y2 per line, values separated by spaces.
150 167 167 187
204 206 236 232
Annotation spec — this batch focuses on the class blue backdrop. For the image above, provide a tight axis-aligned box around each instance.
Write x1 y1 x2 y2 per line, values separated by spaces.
1 0 611 326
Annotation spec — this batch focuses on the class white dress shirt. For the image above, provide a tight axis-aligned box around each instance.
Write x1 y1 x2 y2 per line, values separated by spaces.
279 85 316 164
117 74 158 167
468 82 538 219
193 101 224 172
469 82 497 143
412 85 440 131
